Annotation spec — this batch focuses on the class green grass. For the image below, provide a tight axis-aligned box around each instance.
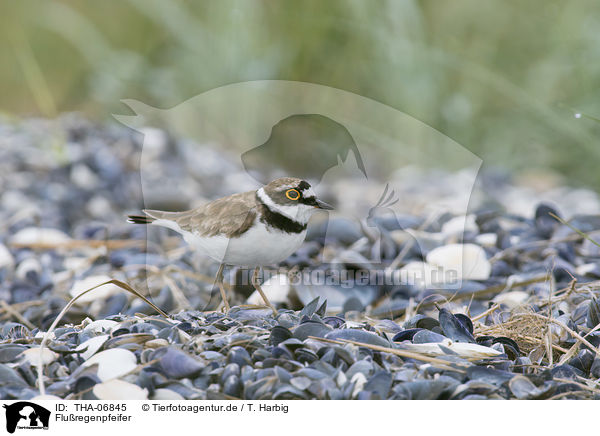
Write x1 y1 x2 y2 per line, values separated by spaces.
2 0 600 188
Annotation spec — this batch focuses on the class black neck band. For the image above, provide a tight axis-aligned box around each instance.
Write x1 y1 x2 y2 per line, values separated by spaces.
257 194 307 234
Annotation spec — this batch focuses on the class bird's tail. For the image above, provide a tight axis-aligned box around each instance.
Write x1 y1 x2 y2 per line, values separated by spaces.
127 214 155 225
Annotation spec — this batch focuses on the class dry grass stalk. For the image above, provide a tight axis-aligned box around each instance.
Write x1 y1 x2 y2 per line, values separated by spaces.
476 305 600 364
427 275 549 306
9 239 145 250
0 300 36 330
476 309 549 355
37 279 170 395
471 303 500 322
310 336 468 373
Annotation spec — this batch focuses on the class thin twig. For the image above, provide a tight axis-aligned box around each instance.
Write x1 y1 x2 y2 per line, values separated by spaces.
558 320 600 365
528 313 600 357
553 377 600 394
425 275 548 305
549 212 600 249
0 300 36 330
471 303 500 322
9 239 145 250
519 335 568 354
37 280 170 395
161 273 192 311
386 211 441 271
309 336 468 372
546 258 555 366
547 390 590 400
488 233 582 264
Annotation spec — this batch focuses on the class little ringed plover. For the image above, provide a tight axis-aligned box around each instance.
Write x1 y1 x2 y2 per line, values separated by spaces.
128 177 333 313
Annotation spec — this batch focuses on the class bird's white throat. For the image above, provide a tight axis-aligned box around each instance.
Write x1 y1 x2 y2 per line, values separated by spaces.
257 187 314 224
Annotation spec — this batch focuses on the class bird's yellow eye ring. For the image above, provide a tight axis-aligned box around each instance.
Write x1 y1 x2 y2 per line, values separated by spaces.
285 189 300 200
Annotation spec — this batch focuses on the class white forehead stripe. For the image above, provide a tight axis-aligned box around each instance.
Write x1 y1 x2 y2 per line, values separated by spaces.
257 187 314 224
302 187 316 198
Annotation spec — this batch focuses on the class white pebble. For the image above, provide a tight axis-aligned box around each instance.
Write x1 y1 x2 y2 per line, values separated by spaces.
493 291 529 308
336 371 348 387
86 195 113 218
70 275 122 304
30 394 62 400
398 261 437 289
0 243 14 269
82 319 119 334
290 376 312 391
93 379 148 400
20 347 58 367
140 127 169 153
16 257 42 280
83 349 137 381
576 263 598 276
475 233 498 246
400 340 502 359
247 274 290 305
145 338 169 349
426 243 491 281
151 388 185 400
2 190 30 213
64 257 89 273
351 373 367 398
10 227 71 246
441 214 478 236
75 335 109 360
70 163 99 190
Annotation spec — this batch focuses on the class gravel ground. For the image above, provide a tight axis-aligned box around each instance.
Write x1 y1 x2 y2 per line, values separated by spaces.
1 115 600 400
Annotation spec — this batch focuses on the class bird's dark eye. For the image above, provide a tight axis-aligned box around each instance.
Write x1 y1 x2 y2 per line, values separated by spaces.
285 189 300 200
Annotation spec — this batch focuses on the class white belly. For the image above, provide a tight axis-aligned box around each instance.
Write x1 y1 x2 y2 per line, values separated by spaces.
153 218 306 266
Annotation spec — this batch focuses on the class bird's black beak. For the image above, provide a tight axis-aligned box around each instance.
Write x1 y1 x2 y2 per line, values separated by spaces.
315 199 334 210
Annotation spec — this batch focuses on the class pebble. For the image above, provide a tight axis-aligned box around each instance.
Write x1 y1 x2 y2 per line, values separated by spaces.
83 349 137 381
247 274 290 306
150 388 185 400
0 116 598 400
0 244 14 269
19 347 59 367
70 164 100 190
475 233 498 246
493 291 529 308
75 335 109 360
155 347 204 379
426 243 491 281
10 227 71 246
70 275 122 303
83 320 119 334
290 376 312 390
15 257 42 281
145 338 169 349
441 214 478 236
93 379 149 400
324 329 389 348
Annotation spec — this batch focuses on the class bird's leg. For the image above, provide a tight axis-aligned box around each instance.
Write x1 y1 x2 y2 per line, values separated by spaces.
215 263 230 312
251 266 277 315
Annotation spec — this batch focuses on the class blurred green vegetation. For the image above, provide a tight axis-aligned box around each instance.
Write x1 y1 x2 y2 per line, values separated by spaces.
2 0 600 188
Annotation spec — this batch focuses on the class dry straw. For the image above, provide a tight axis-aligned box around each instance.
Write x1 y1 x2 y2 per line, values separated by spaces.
37 279 169 395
